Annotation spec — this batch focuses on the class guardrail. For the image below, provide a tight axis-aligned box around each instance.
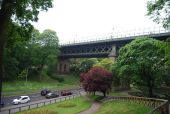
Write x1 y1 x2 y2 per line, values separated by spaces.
102 96 169 114
0 91 86 114
59 27 170 46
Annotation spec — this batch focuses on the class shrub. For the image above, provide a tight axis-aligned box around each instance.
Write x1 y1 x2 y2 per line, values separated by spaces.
57 102 76 108
21 109 57 114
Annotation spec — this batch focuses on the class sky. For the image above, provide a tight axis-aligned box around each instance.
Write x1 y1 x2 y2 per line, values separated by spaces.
32 0 162 44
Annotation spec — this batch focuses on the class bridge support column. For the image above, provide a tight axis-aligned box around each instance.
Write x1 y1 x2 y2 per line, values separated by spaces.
108 45 117 62
57 59 70 74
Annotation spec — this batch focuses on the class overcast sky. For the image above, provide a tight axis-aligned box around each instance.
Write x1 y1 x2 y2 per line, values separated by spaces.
33 0 161 44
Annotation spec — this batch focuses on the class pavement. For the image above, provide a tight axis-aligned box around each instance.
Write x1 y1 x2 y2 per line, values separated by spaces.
1 87 83 108
78 101 101 114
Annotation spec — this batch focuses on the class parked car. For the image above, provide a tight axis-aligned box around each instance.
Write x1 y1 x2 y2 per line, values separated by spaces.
12 96 30 105
61 90 72 96
41 89 51 96
45 93 59 99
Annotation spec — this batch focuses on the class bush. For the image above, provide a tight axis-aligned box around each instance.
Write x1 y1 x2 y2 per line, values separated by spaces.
21 109 57 114
57 102 76 108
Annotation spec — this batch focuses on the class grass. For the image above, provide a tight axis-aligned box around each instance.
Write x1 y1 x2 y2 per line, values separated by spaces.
15 97 91 114
108 91 129 96
87 95 105 102
3 74 80 96
94 100 157 114
14 94 158 114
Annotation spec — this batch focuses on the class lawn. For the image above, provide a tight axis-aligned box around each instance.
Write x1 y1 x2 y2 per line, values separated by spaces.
14 95 158 114
15 97 91 114
3 74 80 96
108 91 129 96
94 100 157 114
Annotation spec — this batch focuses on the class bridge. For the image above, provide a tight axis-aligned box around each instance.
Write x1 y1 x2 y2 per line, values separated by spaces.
57 28 170 73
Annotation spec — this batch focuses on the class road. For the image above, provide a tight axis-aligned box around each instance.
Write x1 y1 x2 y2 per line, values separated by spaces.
2 88 83 108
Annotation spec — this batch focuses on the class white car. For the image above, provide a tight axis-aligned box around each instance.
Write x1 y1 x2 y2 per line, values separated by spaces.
12 96 30 105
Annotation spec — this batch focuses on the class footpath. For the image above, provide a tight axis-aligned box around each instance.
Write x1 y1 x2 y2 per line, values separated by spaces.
78 101 101 114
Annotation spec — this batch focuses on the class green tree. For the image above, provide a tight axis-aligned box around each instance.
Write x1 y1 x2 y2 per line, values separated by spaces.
113 37 168 97
79 58 98 73
70 58 98 73
3 23 33 81
0 0 53 102
147 0 170 28
30 29 59 80
157 38 170 86
93 58 114 71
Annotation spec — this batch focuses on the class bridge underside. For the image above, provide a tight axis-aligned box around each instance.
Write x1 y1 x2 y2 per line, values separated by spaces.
58 44 120 59
57 32 170 73
59 32 170 59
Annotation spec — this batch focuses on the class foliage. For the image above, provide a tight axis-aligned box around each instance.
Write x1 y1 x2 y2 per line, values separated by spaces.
147 0 170 28
112 37 168 97
3 28 59 81
80 66 113 97
0 0 54 103
161 38 170 86
70 58 98 73
20 109 57 114
93 58 114 71
18 69 28 80
57 103 76 108
164 38 170 65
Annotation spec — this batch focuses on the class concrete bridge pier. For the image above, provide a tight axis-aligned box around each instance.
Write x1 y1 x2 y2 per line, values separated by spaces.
57 59 70 74
108 45 117 62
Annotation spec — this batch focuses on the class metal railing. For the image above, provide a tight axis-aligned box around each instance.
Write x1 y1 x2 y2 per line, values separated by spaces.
59 27 170 46
102 96 169 114
0 91 86 114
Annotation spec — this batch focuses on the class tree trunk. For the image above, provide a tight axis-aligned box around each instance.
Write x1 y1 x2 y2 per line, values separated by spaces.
103 91 106 97
39 63 44 81
0 0 14 103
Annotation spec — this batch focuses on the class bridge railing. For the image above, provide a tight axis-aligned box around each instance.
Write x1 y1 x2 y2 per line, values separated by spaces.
59 27 170 46
102 96 169 114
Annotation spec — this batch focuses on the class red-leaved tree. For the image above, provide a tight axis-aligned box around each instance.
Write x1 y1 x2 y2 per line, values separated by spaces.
80 66 113 97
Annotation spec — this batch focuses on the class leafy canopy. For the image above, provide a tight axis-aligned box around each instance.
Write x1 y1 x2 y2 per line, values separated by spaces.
80 66 113 97
113 37 168 97
147 0 170 28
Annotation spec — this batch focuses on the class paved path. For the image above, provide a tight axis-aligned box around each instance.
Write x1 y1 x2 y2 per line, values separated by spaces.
78 96 101 114
78 102 101 114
